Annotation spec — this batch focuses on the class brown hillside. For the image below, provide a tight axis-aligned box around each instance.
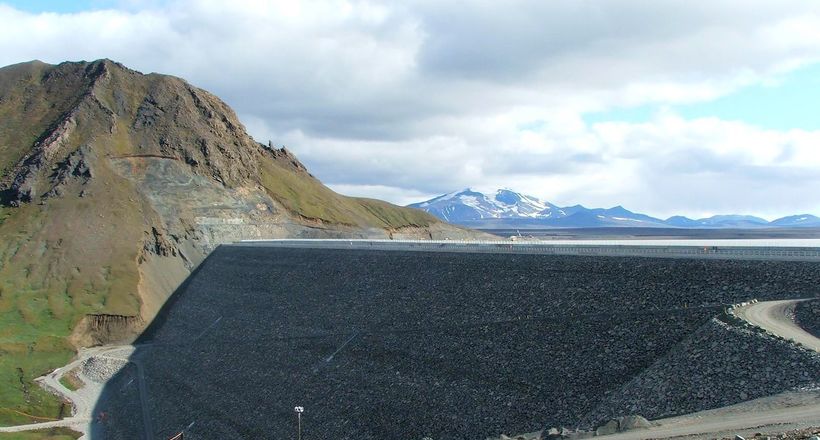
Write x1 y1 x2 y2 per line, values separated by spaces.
0 59 473 425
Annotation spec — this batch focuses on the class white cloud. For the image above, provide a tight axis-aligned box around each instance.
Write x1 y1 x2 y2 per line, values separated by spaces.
1 0 820 218
587 114 820 218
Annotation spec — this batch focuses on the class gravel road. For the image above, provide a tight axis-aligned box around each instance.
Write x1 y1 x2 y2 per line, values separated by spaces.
734 299 820 352
595 390 820 440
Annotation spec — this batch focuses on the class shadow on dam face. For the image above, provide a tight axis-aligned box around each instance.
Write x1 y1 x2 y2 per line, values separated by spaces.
94 245 820 439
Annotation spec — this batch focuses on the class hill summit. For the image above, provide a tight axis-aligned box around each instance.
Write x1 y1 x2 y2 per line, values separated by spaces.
0 59 471 424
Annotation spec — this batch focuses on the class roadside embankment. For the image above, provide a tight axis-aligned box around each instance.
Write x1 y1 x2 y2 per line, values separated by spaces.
582 316 820 429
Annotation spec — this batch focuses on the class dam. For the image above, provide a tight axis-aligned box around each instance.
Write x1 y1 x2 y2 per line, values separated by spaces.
238 238 820 260
96 242 820 439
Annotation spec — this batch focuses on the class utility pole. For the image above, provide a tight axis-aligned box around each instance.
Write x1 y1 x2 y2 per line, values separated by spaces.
294 406 304 440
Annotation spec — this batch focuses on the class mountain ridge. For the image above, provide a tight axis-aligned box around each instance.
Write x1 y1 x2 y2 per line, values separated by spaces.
409 188 820 228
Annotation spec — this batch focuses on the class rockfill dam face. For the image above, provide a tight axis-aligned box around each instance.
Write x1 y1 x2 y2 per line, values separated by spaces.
97 245 820 439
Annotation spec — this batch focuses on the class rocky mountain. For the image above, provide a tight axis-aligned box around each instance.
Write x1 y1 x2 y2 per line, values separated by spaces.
0 59 476 425
409 189 817 229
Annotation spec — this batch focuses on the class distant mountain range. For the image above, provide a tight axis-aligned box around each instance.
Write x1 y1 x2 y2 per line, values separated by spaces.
408 189 820 229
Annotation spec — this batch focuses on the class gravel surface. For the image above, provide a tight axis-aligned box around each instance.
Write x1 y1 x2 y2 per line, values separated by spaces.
97 247 820 439
734 300 820 352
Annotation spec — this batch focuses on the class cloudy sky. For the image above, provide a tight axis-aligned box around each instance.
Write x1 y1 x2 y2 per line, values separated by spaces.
2 0 819 219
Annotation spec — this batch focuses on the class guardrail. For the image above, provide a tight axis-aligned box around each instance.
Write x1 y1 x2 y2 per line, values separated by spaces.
232 239 820 261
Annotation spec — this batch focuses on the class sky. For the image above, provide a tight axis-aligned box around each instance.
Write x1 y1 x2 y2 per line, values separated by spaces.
1 0 820 220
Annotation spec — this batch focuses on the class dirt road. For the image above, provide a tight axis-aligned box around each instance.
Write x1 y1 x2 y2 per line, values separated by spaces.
593 389 820 440
734 299 820 352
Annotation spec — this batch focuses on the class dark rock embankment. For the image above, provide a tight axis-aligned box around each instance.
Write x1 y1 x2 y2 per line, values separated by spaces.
582 318 820 428
795 299 820 338
97 247 820 439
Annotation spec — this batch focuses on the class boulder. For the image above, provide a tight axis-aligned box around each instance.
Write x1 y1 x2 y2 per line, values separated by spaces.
595 420 619 436
617 415 651 430
544 428 562 439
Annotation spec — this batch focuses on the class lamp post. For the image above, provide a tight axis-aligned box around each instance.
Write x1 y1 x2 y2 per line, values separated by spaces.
294 406 304 440
157 421 195 440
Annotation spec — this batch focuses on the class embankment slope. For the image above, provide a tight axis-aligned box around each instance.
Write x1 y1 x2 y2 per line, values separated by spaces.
98 247 820 439
796 299 820 339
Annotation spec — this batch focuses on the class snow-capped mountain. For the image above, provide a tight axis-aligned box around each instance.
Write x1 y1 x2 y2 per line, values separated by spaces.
409 189 564 222
408 189 665 227
408 189 820 229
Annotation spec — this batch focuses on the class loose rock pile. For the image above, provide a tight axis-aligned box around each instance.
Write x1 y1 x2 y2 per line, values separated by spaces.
82 357 128 384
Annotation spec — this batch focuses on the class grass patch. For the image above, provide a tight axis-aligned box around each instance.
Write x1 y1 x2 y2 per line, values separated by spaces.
0 205 76 426
0 182 141 426
0 427 81 440
259 159 435 229
258 160 358 225
0 341 74 426
356 197 433 228
58 370 82 392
